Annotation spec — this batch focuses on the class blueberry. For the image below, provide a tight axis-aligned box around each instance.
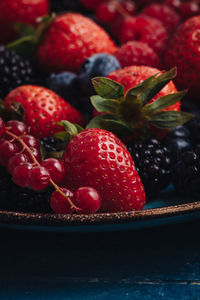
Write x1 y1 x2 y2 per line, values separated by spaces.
166 125 190 140
78 53 121 96
166 138 192 160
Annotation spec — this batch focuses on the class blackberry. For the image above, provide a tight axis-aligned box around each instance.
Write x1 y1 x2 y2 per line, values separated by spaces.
50 0 83 13
172 145 200 198
10 183 52 213
40 137 66 153
127 139 171 198
0 167 12 210
0 45 37 98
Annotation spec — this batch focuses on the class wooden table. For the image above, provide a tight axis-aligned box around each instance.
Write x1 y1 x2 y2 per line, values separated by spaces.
0 220 200 299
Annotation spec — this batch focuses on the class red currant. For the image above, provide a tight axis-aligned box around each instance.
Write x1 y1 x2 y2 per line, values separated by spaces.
97 1 117 23
8 153 28 175
6 120 27 137
12 163 33 187
164 0 182 10
0 118 5 137
179 2 200 19
22 135 40 150
27 166 50 191
50 188 74 214
73 187 101 214
24 147 41 162
121 0 136 15
41 158 65 185
0 140 19 161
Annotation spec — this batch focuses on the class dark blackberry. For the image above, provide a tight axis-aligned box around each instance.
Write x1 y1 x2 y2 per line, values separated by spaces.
50 0 83 13
10 183 52 213
0 45 37 98
0 167 12 210
172 145 200 198
40 137 66 153
127 139 171 198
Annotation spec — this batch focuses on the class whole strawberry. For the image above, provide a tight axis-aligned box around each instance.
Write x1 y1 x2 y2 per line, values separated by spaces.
120 15 168 56
114 41 161 69
63 128 146 212
164 16 200 100
37 13 117 73
4 85 84 138
0 0 49 44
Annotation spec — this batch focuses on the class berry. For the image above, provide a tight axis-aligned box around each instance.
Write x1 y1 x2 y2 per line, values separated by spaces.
0 46 38 99
164 0 182 11
0 118 5 137
12 163 33 188
73 187 101 214
0 140 19 162
179 2 200 20
142 3 180 33
21 135 40 150
114 41 161 69
127 139 171 197
0 0 49 44
172 146 200 198
81 0 104 11
4 85 84 138
27 166 50 191
97 1 117 24
50 188 74 214
10 183 52 213
164 16 200 100
25 147 42 163
6 120 28 137
8 153 28 175
41 158 65 185
78 53 121 96
63 128 146 213
37 13 117 73
120 15 168 55
40 137 66 153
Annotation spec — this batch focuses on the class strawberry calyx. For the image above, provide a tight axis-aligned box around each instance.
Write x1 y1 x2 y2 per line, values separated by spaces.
6 14 55 58
0 99 24 122
87 67 193 140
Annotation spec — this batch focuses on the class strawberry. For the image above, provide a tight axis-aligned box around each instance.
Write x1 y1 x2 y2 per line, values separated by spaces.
142 3 180 33
37 13 117 73
63 128 146 212
164 16 200 101
114 41 161 69
87 67 192 141
4 85 84 139
120 15 168 56
0 0 49 44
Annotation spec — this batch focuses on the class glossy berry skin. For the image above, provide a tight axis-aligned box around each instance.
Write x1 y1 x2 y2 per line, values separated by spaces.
40 137 66 153
0 0 49 44
73 187 101 214
63 128 146 213
120 15 168 55
50 188 74 214
37 13 117 73
4 85 84 138
8 153 28 175
0 118 5 137
179 2 200 20
12 163 33 188
78 53 121 96
142 4 180 33
0 141 19 163
164 16 200 100
41 158 65 185
97 1 117 24
27 166 50 191
81 0 104 11
6 120 28 137
21 135 40 150
114 41 161 69
24 147 42 163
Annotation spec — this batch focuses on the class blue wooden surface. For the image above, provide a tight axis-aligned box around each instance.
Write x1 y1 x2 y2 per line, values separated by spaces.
1 221 200 299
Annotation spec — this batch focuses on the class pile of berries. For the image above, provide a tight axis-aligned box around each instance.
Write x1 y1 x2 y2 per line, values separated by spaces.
0 118 101 214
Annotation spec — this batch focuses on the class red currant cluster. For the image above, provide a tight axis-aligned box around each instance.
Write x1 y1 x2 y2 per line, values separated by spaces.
0 118 102 215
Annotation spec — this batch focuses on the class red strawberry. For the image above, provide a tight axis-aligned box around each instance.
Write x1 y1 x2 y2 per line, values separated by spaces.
37 13 117 74
142 3 180 33
164 16 200 100
63 128 146 212
4 85 84 138
0 0 49 44
120 15 168 56
108 66 180 110
114 41 161 69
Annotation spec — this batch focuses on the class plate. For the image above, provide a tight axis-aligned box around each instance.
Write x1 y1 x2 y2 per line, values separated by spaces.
0 186 200 232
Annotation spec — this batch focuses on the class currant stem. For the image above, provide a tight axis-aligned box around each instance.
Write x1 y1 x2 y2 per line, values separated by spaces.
115 1 131 19
6 128 81 212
